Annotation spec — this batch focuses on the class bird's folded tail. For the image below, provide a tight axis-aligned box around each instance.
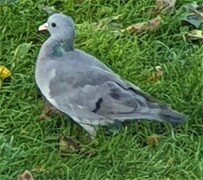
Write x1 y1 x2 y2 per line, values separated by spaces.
132 88 187 125
158 106 186 125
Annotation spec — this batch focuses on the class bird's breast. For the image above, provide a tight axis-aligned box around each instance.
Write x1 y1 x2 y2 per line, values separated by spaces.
35 59 58 107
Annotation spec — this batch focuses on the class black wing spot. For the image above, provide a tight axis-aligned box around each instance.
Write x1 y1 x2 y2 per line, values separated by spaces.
92 98 103 113
109 88 121 100
110 92 120 100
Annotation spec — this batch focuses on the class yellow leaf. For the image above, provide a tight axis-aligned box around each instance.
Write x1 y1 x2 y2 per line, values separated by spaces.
186 30 203 40
147 134 160 145
0 65 11 79
148 66 163 83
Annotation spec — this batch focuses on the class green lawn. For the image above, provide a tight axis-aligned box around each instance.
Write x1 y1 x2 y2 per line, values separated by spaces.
1 0 203 179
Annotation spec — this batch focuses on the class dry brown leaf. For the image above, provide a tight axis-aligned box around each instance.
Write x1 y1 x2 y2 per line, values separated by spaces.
147 134 160 145
147 16 162 31
39 101 58 120
59 136 96 156
126 22 146 33
148 66 164 83
152 0 176 13
59 137 81 153
18 170 34 180
126 16 162 34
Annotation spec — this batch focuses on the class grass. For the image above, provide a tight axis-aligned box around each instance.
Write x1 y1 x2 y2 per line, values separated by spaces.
0 0 203 179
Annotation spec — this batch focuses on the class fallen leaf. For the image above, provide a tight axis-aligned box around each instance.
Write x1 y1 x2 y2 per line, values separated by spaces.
126 21 145 33
183 2 199 12
59 136 96 156
18 170 34 180
182 13 203 28
39 101 58 120
186 29 203 40
0 65 11 79
147 134 160 145
182 2 203 28
59 136 81 153
148 66 163 83
42 6 57 14
13 43 32 61
152 0 176 13
125 16 162 34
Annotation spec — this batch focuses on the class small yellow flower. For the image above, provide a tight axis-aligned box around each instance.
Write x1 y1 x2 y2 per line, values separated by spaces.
0 65 11 79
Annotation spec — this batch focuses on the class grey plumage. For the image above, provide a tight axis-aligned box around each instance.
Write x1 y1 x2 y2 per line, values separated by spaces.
35 13 186 136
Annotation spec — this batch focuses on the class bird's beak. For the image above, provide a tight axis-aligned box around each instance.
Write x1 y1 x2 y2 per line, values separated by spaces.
38 22 49 31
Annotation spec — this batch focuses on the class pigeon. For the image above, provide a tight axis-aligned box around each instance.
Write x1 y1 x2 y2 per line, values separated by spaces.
35 13 186 136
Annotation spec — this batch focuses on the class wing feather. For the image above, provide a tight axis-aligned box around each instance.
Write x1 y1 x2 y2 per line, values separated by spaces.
48 64 157 120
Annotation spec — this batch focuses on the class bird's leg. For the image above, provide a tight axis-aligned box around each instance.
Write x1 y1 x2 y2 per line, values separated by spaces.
39 101 57 120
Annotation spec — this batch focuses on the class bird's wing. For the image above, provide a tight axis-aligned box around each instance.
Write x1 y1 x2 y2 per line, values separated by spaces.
48 63 166 121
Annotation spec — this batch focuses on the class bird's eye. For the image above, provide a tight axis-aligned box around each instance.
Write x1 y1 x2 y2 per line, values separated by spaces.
51 22 56 27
